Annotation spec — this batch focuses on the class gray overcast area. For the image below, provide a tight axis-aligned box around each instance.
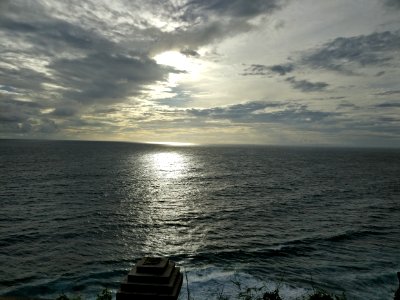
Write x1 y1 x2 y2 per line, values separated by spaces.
0 0 400 147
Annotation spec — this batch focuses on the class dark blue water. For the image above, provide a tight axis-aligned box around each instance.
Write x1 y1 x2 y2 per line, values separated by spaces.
0 139 399 299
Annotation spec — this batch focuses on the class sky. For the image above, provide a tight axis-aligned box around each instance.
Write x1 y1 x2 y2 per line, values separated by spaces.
0 0 400 147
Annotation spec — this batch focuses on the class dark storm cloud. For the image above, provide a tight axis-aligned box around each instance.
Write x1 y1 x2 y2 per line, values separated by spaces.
188 101 337 124
302 31 400 74
242 63 294 76
285 77 329 92
48 53 176 104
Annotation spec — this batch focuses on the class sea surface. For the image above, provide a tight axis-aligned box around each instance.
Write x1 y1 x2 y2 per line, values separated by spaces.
0 139 399 299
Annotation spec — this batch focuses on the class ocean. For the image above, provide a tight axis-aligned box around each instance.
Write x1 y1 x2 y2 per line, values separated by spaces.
0 139 399 299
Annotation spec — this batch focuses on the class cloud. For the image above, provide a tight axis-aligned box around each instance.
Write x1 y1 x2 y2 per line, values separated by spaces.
149 0 286 53
180 48 200 57
285 77 329 92
374 102 400 108
245 30 400 84
0 0 290 140
48 52 176 105
0 99 41 123
0 0 288 109
270 64 294 76
384 0 400 9
189 101 280 117
242 63 294 76
336 103 358 110
0 1 120 61
0 99 60 136
302 31 400 74
37 118 59 133
184 0 283 18
0 17 113 55
150 19 251 55
327 96 345 100
50 106 79 117
0 85 21 95
187 101 337 124
0 66 50 93
373 90 400 96
0 0 199 140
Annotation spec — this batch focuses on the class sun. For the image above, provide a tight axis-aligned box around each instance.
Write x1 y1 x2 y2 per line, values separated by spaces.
154 51 190 70
153 51 202 81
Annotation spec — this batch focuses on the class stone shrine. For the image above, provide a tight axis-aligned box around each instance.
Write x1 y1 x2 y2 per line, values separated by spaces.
116 257 183 300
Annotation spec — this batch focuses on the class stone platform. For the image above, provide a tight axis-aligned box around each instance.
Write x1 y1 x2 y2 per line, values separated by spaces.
116 257 183 300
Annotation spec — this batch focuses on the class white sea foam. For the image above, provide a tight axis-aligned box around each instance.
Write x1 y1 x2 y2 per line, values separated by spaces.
178 266 307 300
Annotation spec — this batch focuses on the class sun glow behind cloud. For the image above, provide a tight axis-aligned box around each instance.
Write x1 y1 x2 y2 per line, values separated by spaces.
154 51 203 83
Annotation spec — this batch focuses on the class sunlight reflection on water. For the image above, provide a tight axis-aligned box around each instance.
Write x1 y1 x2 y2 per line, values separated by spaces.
133 150 205 256
148 151 188 179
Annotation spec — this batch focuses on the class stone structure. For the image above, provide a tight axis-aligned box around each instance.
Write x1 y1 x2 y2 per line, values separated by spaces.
395 272 400 300
116 257 183 300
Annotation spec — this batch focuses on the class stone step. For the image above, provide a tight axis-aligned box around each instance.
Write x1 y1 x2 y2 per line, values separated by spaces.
128 261 176 284
116 273 183 300
136 257 169 274
120 268 181 294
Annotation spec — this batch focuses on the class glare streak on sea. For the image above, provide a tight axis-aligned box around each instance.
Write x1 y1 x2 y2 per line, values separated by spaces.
0 140 399 299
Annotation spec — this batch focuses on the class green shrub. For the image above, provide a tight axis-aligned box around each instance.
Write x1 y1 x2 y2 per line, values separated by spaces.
305 289 346 300
263 289 283 300
55 294 70 300
56 288 109 300
96 288 112 300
